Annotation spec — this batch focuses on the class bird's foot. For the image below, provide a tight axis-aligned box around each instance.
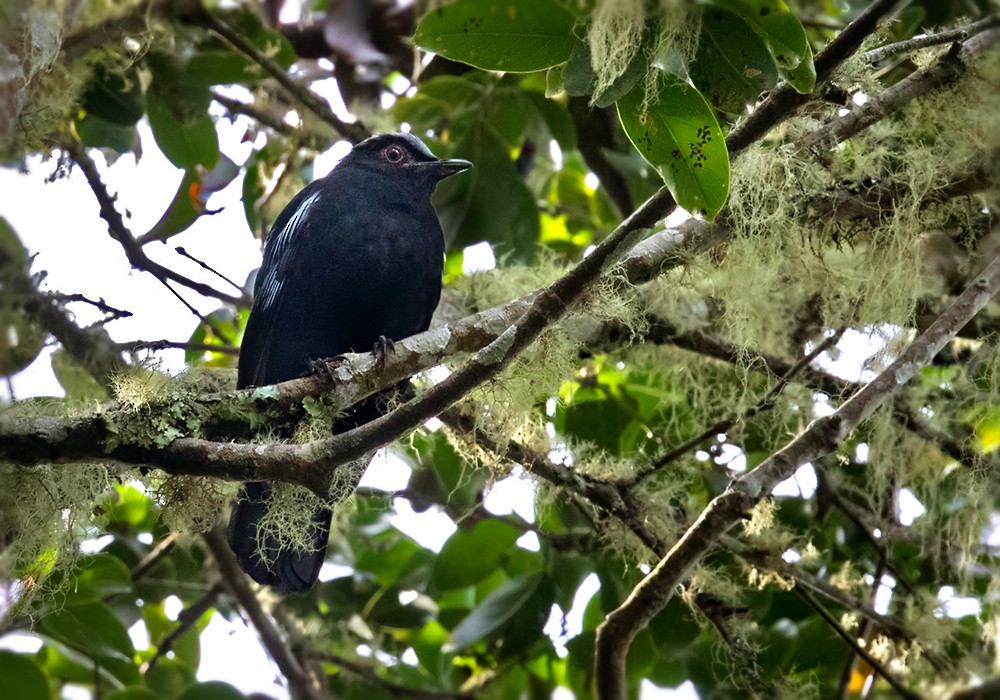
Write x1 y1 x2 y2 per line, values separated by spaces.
372 335 396 370
308 355 344 381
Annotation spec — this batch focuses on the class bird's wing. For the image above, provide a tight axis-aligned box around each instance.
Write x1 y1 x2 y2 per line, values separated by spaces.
239 186 324 388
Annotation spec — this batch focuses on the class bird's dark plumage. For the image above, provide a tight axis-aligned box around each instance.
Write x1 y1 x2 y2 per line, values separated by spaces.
227 133 471 592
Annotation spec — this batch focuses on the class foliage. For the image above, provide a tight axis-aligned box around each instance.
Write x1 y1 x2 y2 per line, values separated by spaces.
1 0 999 699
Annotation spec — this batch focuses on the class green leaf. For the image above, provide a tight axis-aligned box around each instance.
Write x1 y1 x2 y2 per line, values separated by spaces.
80 67 145 126
144 657 197 698
71 554 134 599
563 39 645 108
0 652 50 700
51 348 109 400
710 0 815 93
690 7 778 112
147 90 219 170
38 600 139 684
432 124 539 262
177 681 246 700
413 0 577 73
444 573 542 651
102 689 160 700
138 155 238 244
186 50 261 85
617 77 730 218
75 114 138 152
433 519 522 590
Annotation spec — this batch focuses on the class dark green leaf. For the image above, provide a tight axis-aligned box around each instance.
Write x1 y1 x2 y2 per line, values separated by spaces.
75 114 138 152
690 8 778 112
444 573 542 651
144 657 196 697
177 681 246 700
80 67 145 125
432 124 540 262
146 90 219 170
617 77 730 218
186 50 261 85
0 652 49 700
433 518 522 590
710 0 815 93
413 0 577 73
563 39 646 107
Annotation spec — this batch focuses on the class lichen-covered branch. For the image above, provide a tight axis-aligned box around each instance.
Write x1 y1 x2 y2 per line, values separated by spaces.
798 27 1000 152
593 252 1000 700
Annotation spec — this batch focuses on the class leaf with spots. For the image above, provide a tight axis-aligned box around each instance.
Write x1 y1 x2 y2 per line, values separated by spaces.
709 0 815 93
413 0 577 73
617 78 730 219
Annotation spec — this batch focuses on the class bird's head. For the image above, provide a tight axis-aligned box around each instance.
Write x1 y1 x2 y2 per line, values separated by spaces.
341 132 472 184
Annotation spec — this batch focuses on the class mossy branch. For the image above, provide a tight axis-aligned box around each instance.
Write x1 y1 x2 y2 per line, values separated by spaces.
593 251 1000 700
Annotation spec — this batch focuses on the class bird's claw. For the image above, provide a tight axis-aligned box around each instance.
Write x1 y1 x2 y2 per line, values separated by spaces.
373 335 396 370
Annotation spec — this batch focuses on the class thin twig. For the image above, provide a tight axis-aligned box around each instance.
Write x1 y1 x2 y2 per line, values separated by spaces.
197 10 369 143
864 15 1000 66
203 527 330 700
51 293 134 319
628 328 846 486
144 583 223 670
175 247 246 294
116 339 240 355
66 139 250 309
130 533 177 580
795 586 923 699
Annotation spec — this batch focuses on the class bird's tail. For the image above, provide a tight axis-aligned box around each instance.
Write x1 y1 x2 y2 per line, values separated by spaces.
227 481 331 593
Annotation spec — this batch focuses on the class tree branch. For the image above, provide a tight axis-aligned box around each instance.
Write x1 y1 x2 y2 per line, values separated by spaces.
864 15 999 66
203 527 330 700
65 139 251 309
195 8 369 144
797 27 1000 152
593 252 1000 699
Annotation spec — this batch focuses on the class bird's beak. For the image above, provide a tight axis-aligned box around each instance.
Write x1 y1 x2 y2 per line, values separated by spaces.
425 158 473 180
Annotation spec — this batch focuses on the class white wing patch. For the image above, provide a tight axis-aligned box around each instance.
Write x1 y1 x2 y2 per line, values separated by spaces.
256 191 321 311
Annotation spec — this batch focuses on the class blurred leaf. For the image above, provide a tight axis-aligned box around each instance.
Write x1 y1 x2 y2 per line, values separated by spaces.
433 519 522 590
38 600 139 685
71 554 134 599
177 681 246 700
444 573 542 651
80 67 145 125
75 114 137 153
0 652 49 700
617 76 730 218
144 658 196 697
51 348 109 400
414 0 577 73
102 689 160 700
186 50 261 85
0 307 45 376
433 124 539 262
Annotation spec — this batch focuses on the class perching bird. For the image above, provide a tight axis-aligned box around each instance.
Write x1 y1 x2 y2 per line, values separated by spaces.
227 133 471 592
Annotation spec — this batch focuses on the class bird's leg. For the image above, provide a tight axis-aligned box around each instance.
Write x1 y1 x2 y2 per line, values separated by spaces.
372 335 396 370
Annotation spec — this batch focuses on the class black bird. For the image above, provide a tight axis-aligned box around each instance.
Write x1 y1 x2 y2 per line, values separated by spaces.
227 133 471 592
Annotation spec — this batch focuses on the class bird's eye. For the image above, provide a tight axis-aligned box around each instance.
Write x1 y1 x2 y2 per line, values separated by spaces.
383 145 406 164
